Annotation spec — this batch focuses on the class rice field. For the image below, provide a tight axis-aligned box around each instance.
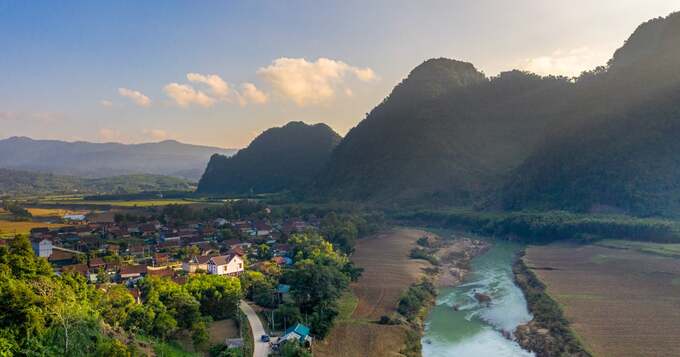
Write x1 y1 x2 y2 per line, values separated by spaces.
525 243 680 357
0 220 65 238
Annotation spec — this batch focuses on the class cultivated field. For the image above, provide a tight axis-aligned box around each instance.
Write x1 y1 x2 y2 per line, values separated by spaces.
0 220 65 238
27 208 89 218
314 228 433 357
525 243 680 357
39 199 196 207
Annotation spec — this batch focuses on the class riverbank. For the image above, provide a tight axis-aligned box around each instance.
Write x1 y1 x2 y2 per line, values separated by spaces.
314 228 491 357
512 252 591 357
422 240 533 357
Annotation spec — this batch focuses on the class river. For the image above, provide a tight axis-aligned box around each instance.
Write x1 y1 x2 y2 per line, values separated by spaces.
422 240 535 357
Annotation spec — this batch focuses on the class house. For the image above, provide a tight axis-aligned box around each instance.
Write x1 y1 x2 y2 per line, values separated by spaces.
119 264 148 280
207 254 244 276
277 323 312 346
153 253 169 266
63 214 87 223
32 238 53 258
88 257 106 271
254 221 272 237
183 255 211 273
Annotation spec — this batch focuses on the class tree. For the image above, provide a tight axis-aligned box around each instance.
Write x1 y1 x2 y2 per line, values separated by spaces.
185 274 242 320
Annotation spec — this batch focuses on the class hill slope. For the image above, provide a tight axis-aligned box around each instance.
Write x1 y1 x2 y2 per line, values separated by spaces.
0 169 193 196
317 11 680 217
197 122 341 194
0 137 236 180
502 12 680 217
317 58 573 204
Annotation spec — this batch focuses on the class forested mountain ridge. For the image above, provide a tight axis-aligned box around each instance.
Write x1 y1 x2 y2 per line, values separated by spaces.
502 11 680 217
197 121 341 194
0 137 236 180
316 58 573 204
317 11 680 217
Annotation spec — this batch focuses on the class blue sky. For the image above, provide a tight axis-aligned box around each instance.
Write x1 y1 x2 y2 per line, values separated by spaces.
1 1 678 148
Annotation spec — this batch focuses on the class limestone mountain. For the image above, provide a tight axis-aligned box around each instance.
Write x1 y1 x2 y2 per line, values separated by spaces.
502 11 680 217
197 122 341 194
317 58 573 204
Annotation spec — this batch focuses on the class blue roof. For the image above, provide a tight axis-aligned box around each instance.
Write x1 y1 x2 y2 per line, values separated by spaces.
284 323 310 338
276 284 291 293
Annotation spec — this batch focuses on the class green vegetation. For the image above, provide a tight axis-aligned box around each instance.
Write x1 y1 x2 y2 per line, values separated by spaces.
408 247 439 265
0 235 243 355
513 253 591 356
397 280 436 322
282 232 361 338
320 211 385 254
0 236 135 355
197 121 341 194
395 209 680 243
0 168 193 196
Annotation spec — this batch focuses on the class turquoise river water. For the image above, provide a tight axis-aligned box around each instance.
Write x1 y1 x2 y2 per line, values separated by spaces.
422 240 535 357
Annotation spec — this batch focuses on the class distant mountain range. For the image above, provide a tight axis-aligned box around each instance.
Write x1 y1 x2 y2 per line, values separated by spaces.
0 137 237 180
197 121 341 194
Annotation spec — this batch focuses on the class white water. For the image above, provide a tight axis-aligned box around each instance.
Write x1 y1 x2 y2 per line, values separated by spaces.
422 240 535 357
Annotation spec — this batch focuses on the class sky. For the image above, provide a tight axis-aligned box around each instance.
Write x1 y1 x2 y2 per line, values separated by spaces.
0 1 678 148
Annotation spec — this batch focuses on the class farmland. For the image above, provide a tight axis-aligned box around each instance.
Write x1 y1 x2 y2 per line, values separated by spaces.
0 220 65 238
314 228 433 357
525 243 680 357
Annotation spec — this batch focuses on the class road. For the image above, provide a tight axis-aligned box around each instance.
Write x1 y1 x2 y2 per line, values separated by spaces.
240 300 271 357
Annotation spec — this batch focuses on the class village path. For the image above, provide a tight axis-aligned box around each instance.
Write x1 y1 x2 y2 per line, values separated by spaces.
239 300 271 357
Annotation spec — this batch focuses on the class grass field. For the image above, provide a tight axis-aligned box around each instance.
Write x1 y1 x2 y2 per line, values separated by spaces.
525 243 680 357
0 220 65 238
314 228 433 357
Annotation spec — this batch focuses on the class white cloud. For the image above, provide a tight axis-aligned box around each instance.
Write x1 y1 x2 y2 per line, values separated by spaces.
238 82 268 106
163 83 216 108
187 73 231 98
98 128 123 142
118 88 151 107
142 128 169 141
257 57 377 106
521 47 608 77
99 100 113 107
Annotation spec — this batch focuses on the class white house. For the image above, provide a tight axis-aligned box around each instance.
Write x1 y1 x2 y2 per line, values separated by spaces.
207 254 244 276
32 238 53 258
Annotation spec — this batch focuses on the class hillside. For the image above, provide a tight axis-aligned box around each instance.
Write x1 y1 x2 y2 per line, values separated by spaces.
0 168 193 196
317 11 680 217
0 137 236 180
197 121 341 194
317 58 573 204
502 11 680 217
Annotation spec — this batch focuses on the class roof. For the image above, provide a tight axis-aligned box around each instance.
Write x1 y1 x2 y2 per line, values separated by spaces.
284 323 310 339
276 284 291 294
119 264 148 275
210 254 239 266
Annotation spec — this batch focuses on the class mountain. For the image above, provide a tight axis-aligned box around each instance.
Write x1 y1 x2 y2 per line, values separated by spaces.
197 122 341 194
0 168 193 196
502 11 680 217
318 11 680 217
0 137 237 180
317 58 573 204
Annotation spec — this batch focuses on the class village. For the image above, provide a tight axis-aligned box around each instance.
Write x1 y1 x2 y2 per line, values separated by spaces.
21 202 326 355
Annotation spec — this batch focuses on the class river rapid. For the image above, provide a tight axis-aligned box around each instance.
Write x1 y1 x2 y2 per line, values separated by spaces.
422 240 534 357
